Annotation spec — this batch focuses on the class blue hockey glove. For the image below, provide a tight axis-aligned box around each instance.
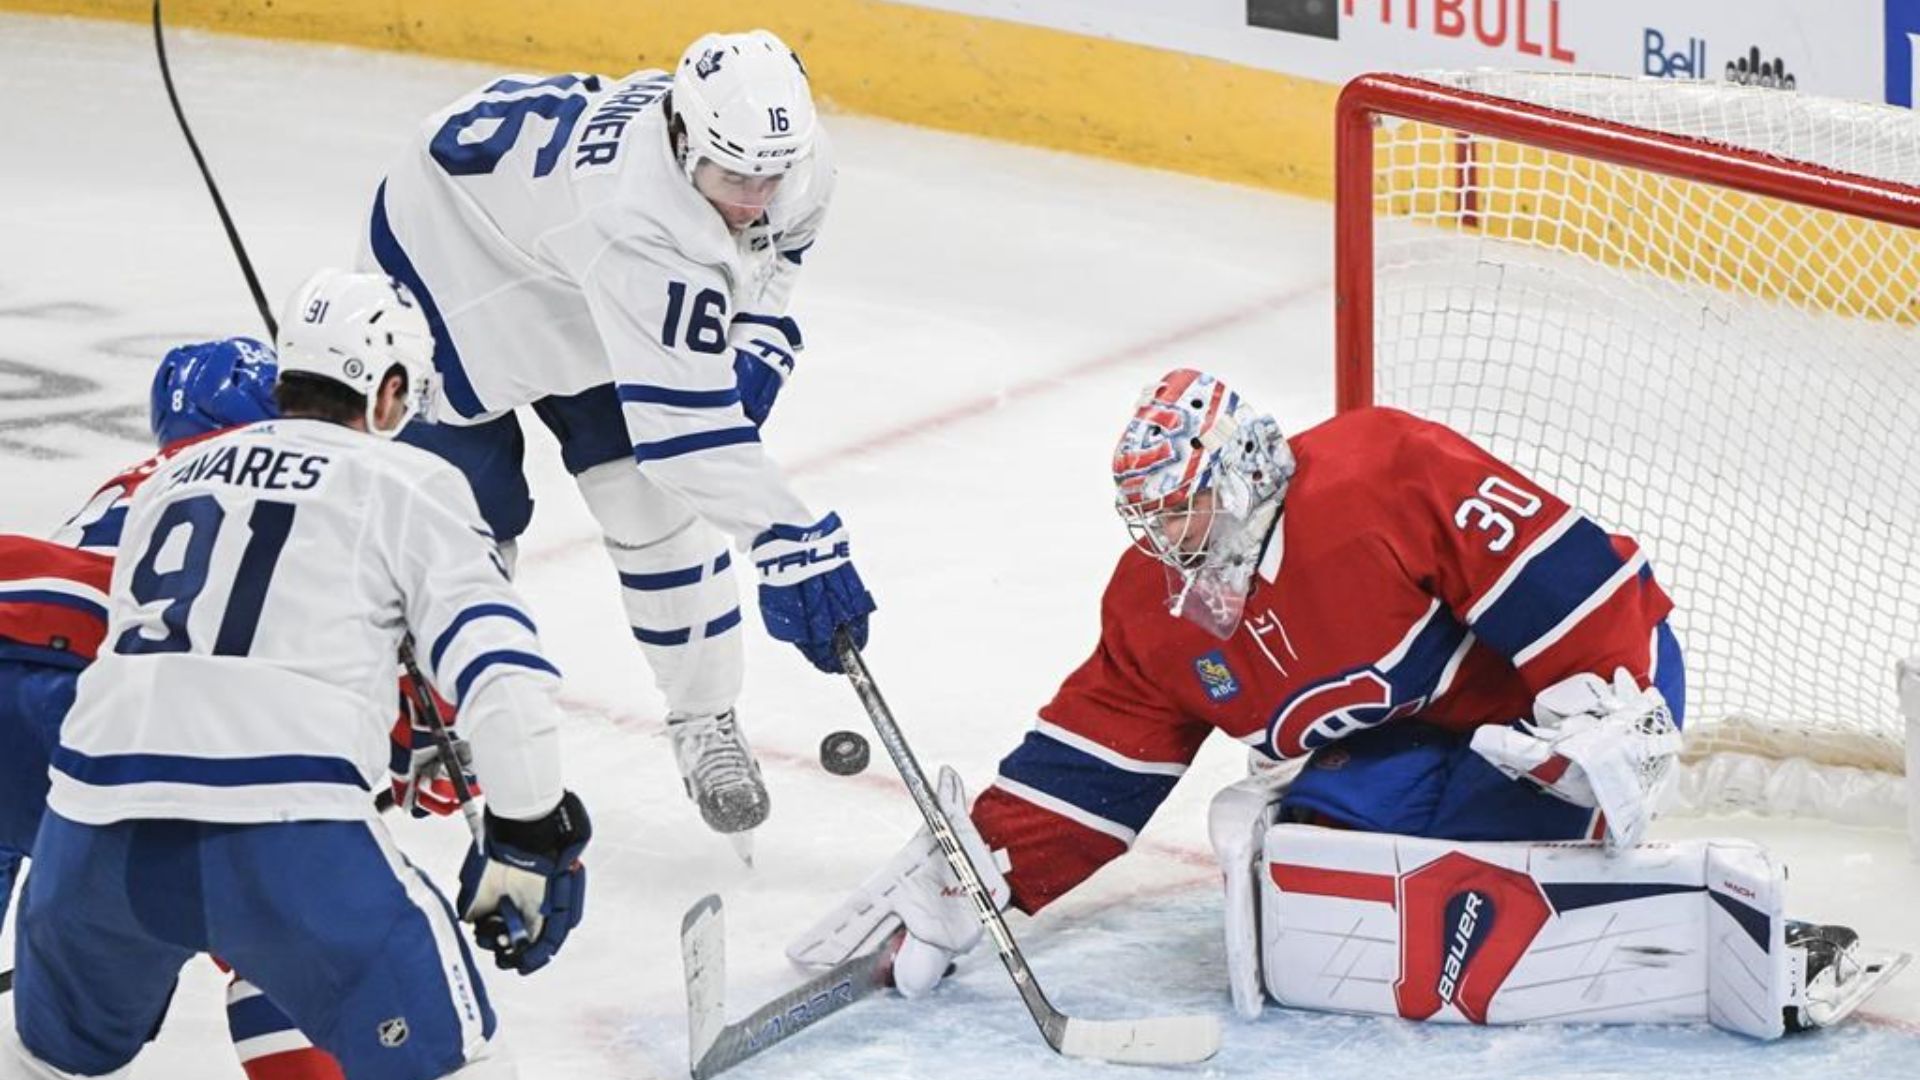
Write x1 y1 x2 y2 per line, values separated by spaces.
457 790 591 974
730 314 802 427
752 512 876 673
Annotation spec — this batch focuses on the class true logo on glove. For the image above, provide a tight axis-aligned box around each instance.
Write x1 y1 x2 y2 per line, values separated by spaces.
755 540 849 576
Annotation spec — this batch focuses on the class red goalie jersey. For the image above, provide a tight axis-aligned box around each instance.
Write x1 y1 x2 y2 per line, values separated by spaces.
972 407 1674 913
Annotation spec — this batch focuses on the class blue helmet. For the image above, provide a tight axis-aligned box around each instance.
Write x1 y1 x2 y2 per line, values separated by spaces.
148 337 280 448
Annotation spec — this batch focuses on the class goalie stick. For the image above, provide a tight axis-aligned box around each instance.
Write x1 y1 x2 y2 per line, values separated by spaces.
832 630 1222 1066
681 894 896 1079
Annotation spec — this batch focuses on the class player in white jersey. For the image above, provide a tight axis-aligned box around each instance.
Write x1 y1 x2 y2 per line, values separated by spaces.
363 29 874 842
8 272 590 1080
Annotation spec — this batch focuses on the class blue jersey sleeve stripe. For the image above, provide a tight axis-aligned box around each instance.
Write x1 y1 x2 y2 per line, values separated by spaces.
429 603 538 674
226 993 302 1043
996 730 1179 836
369 182 484 420
52 747 368 789
452 649 561 702
714 550 731 574
1379 606 1470 703
616 383 743 409
1468 517 1626 661
632 426 760 464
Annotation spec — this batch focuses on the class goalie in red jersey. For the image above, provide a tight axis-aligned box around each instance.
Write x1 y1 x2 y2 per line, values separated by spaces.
792 368 1900 1037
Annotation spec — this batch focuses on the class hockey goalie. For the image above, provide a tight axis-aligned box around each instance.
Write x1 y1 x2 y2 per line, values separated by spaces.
793 368 1908 1038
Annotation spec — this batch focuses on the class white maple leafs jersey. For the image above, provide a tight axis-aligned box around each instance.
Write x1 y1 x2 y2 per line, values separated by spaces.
50 419 563 825
366 69 834 543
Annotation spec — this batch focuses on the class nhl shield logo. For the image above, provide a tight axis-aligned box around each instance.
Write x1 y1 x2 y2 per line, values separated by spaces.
377 1016 410 1048
1193 650 1240 703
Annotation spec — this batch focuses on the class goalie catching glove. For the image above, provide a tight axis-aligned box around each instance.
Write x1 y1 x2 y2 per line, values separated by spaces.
787 766 1009 997
457 790 592 974
1471 667 1681 851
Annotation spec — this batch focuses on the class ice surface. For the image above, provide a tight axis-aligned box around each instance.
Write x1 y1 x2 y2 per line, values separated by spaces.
0 14 1914 1078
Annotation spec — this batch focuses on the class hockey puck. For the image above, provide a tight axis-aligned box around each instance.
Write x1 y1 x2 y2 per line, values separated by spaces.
820 730 871 776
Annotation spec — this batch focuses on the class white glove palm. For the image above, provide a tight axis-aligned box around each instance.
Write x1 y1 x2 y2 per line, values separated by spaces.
1471 667 1681 852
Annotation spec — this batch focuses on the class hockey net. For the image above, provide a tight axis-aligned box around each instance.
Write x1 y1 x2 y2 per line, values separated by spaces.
1336 72 1920 829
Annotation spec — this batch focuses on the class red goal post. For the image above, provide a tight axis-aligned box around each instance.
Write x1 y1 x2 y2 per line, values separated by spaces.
1333 72 1920 828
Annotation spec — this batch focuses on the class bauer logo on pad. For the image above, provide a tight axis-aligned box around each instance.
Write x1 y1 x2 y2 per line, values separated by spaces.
1194 650 1240 703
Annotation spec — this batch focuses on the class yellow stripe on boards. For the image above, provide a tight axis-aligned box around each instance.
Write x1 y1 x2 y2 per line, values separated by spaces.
2 0 1341 199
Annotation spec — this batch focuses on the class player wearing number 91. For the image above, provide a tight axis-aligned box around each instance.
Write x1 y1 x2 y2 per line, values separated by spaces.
8 271 589 1080
360 28 872 845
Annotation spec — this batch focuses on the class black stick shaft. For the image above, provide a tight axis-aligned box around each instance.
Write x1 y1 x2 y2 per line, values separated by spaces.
152 0 277 339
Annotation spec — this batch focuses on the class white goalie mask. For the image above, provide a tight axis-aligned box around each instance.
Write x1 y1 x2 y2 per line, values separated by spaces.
276 270 435 439
1112 369 1295 638
670 30 816 230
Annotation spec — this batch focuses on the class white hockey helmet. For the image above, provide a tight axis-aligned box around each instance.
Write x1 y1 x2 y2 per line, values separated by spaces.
670 30 817 183
275 270 434 439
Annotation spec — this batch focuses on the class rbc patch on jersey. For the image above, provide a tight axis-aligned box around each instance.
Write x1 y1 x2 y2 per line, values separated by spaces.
1193 650 1240 703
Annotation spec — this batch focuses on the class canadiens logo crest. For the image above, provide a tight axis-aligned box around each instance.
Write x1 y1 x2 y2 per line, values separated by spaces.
1193 650 1240 703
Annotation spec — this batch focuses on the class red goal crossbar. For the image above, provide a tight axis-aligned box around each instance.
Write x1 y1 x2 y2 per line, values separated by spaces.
1332 73 1920 413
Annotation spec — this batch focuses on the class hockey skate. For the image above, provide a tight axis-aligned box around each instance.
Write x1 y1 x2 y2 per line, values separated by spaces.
669 711 771 860
1783 920 1912 1032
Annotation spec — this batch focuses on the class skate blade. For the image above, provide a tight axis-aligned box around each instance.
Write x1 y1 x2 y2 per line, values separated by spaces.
728 830 756 867
1809 947 1912 1028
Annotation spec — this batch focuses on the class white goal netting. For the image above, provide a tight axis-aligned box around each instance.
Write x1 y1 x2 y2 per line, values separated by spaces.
1353 72 1920 826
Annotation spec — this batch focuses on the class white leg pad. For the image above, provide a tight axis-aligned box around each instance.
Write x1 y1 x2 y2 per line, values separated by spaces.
1254 825 1797 1037
1207 767 1294 1019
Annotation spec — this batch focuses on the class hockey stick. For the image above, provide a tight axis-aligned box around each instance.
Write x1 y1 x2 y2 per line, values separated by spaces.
396 641 486 845
680 894 896 1079
395 641 531 952
832 631 1222 1066
153 0 277 339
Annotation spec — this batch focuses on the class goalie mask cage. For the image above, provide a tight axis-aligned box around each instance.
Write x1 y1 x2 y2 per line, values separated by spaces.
1335 72 1920 828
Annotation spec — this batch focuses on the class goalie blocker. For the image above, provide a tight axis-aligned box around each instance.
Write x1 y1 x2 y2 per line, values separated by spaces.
1209 775 1909 1038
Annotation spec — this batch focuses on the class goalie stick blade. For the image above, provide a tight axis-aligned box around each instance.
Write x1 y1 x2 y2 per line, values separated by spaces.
1053 1013 1224 1066
681 893 896 1080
